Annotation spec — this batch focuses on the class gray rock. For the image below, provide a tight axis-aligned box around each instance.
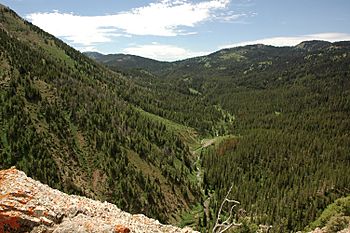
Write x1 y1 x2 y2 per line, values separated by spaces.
0 168 199 233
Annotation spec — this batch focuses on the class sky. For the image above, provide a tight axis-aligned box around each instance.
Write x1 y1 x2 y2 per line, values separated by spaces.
2 0 350 61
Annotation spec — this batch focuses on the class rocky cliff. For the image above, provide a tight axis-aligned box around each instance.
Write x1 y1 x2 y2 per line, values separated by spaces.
0 168 198 233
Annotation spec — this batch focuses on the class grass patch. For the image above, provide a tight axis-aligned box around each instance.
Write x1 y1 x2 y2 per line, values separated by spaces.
41 40 75 67
306 195 350 231
179 203 203 228
136 107 200 149
189 88 202 95
137 108 192 133
220 52 245 61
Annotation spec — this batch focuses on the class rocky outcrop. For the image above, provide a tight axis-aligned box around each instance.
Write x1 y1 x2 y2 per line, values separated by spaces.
0 168 198 233
308 226 350 233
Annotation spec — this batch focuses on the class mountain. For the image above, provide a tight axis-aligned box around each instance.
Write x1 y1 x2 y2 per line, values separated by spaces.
1 3 350 232
295 40 333 51
89 40 350 232
0 167 197 233
84 52 172 74
0 3 220 225
83 51 106 60
89 40 350 82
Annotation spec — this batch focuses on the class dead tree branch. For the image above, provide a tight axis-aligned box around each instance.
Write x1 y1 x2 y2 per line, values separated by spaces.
212 185 241 233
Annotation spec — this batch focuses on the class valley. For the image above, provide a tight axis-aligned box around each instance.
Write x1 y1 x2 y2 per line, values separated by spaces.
87 40 350 232
0 3 350 233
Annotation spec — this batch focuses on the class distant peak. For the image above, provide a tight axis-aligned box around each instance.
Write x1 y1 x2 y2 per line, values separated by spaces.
295 40 332 51
250 43 267 48
83 51 105 60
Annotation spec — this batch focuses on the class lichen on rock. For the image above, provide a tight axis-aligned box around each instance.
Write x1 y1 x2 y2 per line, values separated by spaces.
0 168 198 233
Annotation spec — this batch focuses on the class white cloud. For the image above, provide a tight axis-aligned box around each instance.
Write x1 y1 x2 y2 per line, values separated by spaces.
123 43 209 61
213 11 246 22
220 33 350 49
76 46 101 53
26 0 233 46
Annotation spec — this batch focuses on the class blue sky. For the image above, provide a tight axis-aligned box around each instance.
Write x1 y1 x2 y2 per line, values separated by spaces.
2 0 350 61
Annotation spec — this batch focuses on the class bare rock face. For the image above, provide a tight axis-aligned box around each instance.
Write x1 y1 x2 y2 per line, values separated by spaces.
307 226 350 233
0 168 198 233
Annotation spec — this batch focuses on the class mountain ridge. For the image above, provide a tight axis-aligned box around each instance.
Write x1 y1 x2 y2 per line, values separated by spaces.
87 37 350 232
1 4 350 232
0 3 208 224
85 40 350 81
84 52 172 74
84 39 350 65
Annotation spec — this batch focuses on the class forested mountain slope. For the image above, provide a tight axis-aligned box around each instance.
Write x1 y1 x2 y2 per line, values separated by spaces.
0 4 227 224
1 2 349 232
89 41 350 232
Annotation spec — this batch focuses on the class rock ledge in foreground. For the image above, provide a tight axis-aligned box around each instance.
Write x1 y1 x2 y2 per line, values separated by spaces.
0 168 198 233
